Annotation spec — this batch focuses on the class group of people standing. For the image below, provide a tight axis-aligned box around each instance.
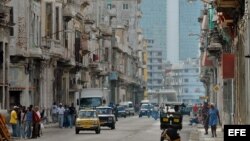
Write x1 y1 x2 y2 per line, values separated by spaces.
51 102 76 128
9 105 43 139
8 102 76 139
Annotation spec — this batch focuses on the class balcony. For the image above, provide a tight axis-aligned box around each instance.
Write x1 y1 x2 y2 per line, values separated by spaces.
214 0 239 10
100 26 112 37
108 7 117 18
0 4 13 27
207 30 222 55
62 2 75 22
89 61 98 68
80 34 90 55
136 10 142 18
137 28 143 34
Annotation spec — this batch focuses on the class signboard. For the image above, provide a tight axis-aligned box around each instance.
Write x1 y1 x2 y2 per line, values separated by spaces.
213 85 219 92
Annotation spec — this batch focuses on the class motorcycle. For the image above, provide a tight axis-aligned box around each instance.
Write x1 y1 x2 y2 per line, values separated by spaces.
160 127 181 141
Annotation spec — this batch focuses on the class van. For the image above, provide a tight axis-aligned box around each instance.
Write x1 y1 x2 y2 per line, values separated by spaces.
120 101 135 116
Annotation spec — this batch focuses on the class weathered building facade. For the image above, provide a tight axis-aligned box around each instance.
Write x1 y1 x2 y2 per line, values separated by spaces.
0 0 147 113
0 0 12 109
199 0 249 127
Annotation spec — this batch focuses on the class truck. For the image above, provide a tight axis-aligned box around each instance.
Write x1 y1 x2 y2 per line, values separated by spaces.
75 88 110 111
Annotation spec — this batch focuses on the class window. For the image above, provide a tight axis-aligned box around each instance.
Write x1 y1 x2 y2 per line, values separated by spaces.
157 59 162 63
9 7 14 36
123 4 128 9
46 3 53 38
184 79 189 82
196 69 199 73
158 66 162 70
107 4 112 9
55 7 60 40
158 52 162 56
184 88 189 93
184 69 188 73
104 48 109 62
158 80 161 84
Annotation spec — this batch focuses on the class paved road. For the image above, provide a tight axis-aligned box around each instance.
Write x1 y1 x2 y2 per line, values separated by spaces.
17 115 194 141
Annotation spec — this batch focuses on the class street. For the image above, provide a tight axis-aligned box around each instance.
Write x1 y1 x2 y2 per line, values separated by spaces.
18 115 196 141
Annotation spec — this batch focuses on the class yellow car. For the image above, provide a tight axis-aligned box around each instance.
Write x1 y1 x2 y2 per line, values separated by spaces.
75 109 101 134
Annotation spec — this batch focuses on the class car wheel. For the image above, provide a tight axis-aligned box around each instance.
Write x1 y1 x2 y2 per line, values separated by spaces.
75 129 79 134
111 124 115 130
124 115 126 118
95 128 101 134
139 114 142 118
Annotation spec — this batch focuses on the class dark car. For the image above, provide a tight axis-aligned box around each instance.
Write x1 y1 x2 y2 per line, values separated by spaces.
117 106 127 118
96 106 116 130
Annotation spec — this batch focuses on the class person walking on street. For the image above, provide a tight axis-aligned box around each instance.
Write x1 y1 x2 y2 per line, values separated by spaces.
202 102 209 135
208 103 220 138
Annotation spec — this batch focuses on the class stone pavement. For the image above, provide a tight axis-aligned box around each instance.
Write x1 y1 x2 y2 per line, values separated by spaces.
189 124 223 141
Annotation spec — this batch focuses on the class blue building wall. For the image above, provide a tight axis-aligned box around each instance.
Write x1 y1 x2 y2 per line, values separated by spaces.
179 0 202 60
140 0 167 90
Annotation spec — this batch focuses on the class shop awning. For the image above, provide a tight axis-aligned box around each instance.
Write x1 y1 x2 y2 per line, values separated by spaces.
221 53 234 79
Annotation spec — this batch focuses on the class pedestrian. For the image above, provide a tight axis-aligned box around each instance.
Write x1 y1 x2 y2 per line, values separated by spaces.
202 102 209 135
69 103 76 127
208 103 220 137
9 106 18 138
20 106 27 139
192 104 198 116
51 102 58 123
114 104 118 121
63 105 70 128
57 103 65 128
31 106 41 138
25 106 33 139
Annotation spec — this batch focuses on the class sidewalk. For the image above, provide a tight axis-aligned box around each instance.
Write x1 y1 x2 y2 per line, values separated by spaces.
189 124 223 141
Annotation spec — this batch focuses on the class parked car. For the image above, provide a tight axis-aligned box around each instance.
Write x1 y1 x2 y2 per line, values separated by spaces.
75 109 101 134
117 106 127 118
96 106 116 129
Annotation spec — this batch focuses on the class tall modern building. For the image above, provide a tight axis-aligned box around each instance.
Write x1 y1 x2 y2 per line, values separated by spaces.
179 0 202 60
140 0 167 90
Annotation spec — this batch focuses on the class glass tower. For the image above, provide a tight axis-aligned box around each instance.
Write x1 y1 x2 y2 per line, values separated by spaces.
140 0 167 90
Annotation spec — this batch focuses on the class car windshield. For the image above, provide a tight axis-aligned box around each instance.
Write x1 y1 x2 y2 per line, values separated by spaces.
128 103 133 108
78 111 96 118
96 108 113 114
141 104 149 109
118 106 125 111
80 97 102 107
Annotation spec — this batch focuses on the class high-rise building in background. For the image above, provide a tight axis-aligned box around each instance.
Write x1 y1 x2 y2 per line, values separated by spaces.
140 0 167 90
179 0 202 60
